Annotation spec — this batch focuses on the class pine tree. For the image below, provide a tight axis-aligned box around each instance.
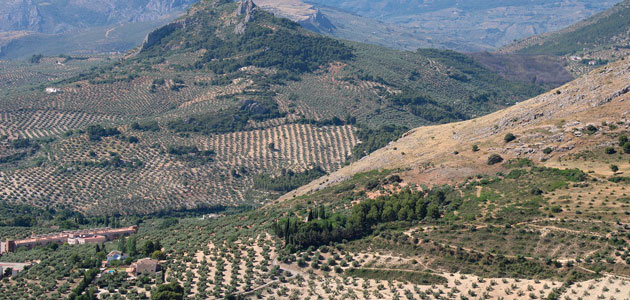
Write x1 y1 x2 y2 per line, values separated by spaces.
117 237 126 252
127 236 137 256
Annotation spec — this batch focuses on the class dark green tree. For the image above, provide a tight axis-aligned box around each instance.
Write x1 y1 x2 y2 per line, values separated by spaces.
151 282 184 300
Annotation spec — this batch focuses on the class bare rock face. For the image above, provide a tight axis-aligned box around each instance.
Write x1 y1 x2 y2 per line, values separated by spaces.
234 0 256 34
137 19 187 54
237 0 256 16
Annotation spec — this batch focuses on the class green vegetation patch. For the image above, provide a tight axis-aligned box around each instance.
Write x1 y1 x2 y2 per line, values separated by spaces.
352 125 408 160
167 99 285 135
253 166 327 193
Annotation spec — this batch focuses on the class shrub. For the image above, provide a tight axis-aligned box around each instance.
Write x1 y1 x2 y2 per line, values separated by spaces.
585 125 598 134
11 138 32 149
504 133 516 143
611 164 619 173
87 125 120 141
152 282 184 300
542 147 553 154
605 147 617 155
624 142 630 154
487 154 504 165
472 145 479 152
619 135 628 145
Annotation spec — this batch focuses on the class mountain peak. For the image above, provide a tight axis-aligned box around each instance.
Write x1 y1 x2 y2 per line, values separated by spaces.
235 0 257 34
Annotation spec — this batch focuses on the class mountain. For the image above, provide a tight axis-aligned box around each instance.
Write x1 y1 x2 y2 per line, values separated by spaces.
3 1 630 299
0 0 199 59
0 0 559 216
0 0 198 33
501 0 630 76
302 0 619 51
2 50 630 300
1 0 620 59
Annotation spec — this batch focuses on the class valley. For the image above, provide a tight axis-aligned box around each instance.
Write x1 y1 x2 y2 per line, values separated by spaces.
0 0 630 300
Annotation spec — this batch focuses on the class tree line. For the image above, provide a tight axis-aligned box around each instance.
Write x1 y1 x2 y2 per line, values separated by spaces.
272 186 457 250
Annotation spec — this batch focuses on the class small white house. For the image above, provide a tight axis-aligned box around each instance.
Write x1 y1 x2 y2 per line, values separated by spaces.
107 250 128 263
45 87 60 94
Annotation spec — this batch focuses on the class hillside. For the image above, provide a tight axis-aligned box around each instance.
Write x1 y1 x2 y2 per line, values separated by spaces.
280 55 630 201
502 0 630 75
2 56 630 300
0 0 557 215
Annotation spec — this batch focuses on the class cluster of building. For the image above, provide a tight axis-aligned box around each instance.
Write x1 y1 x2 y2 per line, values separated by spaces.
0 226 138 254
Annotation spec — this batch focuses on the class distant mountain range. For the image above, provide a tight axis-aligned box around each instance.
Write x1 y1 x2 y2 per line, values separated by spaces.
0 0 198 33
304 0 620 51
0 0 198 59
501 0 630 75
0 0 622 59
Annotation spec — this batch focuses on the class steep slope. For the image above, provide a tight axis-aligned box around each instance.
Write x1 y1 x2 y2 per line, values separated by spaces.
281 55 630 200
0 0 554 215
502 0 630 75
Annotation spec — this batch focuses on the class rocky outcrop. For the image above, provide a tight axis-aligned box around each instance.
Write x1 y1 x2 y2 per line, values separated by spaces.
234 0 256 34
298 9 335 33
137 19 186 53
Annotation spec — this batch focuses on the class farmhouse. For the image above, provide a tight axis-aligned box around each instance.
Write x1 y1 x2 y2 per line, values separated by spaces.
130 258 160 276
0 225 137 253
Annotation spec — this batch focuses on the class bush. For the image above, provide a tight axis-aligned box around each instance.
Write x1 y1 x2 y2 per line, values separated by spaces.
152 282 184 300
624 142 630 154
487 154 504 165
504 133 517 143
585 125 598 134
611 164 619 173
605 147 617 155
11 138 32 149
87 125 120 141
472 145 479 152
542 147 553 154
619 135 628 146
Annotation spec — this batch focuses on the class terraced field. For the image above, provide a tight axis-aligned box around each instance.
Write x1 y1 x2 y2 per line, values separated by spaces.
0 123 357 215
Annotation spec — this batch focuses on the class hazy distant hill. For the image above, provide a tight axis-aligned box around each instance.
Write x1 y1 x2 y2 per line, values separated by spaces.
0 0 198 59
0 0 198 33
303 0 619 51
502 0 630 75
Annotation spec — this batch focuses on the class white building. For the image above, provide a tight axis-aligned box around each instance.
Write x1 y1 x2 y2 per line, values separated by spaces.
45 87 60 94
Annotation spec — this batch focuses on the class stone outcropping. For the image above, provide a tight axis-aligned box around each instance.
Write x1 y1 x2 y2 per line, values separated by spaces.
235 0 257 34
